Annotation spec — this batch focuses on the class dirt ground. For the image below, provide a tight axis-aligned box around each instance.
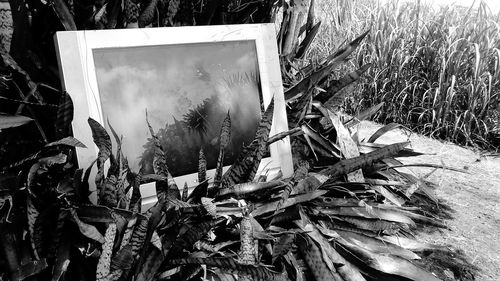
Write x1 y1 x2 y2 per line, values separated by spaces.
356 121 500 281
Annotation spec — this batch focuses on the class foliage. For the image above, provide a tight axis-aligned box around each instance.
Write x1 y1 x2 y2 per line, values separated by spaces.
313 0 500 150
0 0 479 280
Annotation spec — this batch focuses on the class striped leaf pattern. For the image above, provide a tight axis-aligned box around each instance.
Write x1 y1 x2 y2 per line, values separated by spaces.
239 215 256 265
169 257 287 281
198 148 206 184
214 112 231 189
88 118 112 194
221 99 274 188
297 234 342 281
96 223 117 281
138 0 159 27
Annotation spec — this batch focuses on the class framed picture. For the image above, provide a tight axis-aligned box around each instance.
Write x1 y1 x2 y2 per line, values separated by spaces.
55 24 293 194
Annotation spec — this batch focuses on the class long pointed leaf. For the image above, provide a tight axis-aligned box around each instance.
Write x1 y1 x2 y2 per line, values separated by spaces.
221 99 274 187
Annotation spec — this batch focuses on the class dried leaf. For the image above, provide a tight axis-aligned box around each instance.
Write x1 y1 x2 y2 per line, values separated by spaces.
316 64 372 104
320 142 410 179
367 123 406 143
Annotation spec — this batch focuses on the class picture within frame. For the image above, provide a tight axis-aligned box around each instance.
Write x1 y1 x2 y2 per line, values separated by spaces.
92 41 265 177
55 24 293 195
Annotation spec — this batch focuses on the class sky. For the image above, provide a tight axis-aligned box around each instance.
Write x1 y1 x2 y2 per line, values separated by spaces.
408 0 500 12
93 40 262 171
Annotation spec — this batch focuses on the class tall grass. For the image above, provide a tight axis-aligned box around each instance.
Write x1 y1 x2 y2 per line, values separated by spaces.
313 0 500 149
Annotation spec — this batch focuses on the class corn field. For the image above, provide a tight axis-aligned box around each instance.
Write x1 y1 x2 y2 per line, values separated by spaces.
313 0 500 149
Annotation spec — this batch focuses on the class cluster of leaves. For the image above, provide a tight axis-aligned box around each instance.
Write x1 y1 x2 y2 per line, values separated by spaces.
0 88 460 281
0 0 479 280
140 95 258 177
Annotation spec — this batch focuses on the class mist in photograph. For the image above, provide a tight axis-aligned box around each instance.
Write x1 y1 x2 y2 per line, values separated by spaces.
93 41 263 175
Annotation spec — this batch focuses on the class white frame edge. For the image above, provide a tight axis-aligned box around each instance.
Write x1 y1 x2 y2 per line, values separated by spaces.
54 24 293 197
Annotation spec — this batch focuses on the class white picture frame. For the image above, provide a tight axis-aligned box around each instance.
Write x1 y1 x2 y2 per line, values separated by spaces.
54 24 293 197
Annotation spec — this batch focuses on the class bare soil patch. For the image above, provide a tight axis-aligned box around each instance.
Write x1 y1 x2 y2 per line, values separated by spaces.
356 121 500 281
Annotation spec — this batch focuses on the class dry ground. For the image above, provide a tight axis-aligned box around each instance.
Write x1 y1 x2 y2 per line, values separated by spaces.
356 121 500 281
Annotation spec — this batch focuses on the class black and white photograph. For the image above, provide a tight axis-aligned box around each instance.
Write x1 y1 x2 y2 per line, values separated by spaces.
93 41 263 175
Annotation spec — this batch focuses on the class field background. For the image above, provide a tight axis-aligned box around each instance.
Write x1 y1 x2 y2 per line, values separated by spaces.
310 0 500 150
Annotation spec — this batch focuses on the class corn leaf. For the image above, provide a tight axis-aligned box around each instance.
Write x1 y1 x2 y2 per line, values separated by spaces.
367 123 407 143
316 64 372 104
295 21 321 59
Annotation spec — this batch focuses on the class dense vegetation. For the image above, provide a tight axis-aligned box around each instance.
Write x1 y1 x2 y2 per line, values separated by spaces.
314 0 500 149
0 0 479 281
